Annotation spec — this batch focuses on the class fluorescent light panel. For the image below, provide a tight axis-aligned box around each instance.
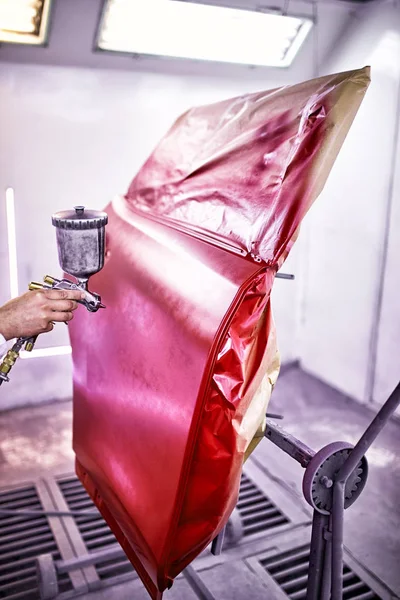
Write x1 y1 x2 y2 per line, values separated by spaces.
0 0 52 45
98 0 313 68
6 187 19 299
20 346 72 359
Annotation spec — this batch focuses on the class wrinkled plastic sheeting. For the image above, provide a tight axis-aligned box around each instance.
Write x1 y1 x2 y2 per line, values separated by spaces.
70 67 370 599
127 67 370 267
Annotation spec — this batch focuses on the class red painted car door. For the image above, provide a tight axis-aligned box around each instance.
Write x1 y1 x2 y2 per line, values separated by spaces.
69 67 370 599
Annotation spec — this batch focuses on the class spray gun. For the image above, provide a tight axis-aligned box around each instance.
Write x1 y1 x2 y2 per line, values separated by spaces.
0 206 108 386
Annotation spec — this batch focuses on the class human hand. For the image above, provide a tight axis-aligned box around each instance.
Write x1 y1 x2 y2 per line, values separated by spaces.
0 289 85 341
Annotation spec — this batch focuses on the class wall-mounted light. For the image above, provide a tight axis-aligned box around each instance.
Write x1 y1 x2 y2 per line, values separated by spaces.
0 0 52 45
5 187 19 299
96 0 313 68
21 346 72 359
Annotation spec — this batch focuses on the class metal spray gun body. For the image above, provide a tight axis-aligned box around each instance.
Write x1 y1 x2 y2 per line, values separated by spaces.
0 206 108 386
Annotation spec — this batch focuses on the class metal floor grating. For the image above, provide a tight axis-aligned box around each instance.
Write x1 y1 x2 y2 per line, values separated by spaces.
0 465 295 599
260 543 382 600
0 468 395 600
239 473 289 537
0 484 72 600
56 476 135 581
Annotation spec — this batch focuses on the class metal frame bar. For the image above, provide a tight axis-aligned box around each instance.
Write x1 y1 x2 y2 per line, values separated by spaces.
263 380 400 600
183 565 218 600
44 477 100 590
35 479 88 594
264 419 315 467
330 380 400 600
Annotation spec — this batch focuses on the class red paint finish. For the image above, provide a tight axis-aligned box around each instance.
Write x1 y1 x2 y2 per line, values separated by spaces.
70 68 370 598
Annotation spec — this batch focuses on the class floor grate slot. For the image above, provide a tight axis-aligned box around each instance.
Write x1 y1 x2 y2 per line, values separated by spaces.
261 544 383 599
0 485 72 600
238 474 289 536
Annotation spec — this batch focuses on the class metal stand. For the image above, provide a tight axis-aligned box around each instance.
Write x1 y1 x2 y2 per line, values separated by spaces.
263 381 400 600
211 382 400 598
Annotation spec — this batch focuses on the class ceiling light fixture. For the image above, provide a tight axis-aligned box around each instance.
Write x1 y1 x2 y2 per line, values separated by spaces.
0 0 52 45
97 0 312 68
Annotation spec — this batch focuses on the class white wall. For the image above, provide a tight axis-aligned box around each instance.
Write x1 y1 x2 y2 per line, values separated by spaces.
299 1 400 406
373 49 400 406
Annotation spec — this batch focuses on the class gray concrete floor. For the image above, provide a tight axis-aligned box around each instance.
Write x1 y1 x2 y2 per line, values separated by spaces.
0 366 399 597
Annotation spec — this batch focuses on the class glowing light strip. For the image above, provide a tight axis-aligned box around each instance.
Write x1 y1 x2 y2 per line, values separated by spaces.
21 345 72 359
6 187 19 299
